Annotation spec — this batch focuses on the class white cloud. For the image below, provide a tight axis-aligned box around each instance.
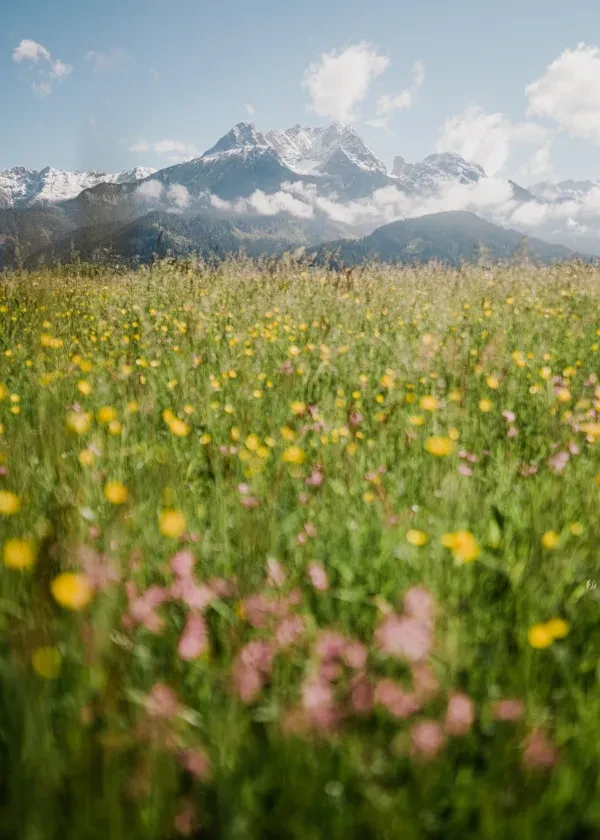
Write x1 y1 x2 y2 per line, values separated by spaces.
12 40 51 63
303 42 389 122
526 43 600 144
245 104 256 116
130 139 150 153
135 180 165 202
12 39 72 96
128 138 199 162
368 60 425 128
436 104 552 176
167 184 190 210
50 59 72 80
87 47 132 76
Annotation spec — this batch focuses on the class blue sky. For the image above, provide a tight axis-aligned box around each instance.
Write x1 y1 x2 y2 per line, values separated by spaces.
2 0 600 183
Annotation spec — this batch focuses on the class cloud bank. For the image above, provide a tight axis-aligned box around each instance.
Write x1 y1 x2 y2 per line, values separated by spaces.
12 39 72 97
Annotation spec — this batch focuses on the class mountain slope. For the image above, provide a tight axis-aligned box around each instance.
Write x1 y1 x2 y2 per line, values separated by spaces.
306 211 589 268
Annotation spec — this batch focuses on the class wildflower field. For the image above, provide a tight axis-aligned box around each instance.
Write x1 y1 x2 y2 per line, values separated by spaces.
1 256 599 840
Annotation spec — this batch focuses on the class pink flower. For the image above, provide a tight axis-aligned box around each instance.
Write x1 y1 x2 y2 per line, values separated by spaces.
178 615 208 661
491 698 525 721
375 614 432 662
502 410 516 423
522 730 559 769
374 679 420 718
209 577 237 598
306 469 324 487
275 615 305 649
315 631 346 661
350 674 374 715
507 425 519 438
179 747 211 779
80 547 119 591
170 550 195 578
233 662 264 704
308 562 329 591
403 587 435 626
343 640 368 670
411 663 439 703
172 578 214 611
548 451 569 474
444 692 475 736
302 676 334 714
304 522 317 538
458 464 473 476
240 496 259 509
266 557 286 588
410 720 446 759
145 683 180 719
174 801 197 836
242 593 278 628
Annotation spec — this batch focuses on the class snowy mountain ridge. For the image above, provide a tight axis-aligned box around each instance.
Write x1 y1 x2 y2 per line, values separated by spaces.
0 165 156 208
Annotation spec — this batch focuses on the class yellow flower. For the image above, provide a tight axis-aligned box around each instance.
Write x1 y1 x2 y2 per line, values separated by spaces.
479 399 493 413
424 436 455 457
380 373 395 390
245 434 260 451
406 529 428 546
159 509 187 538
97 406 116 424
51 573 93 611
546 618 569 639
66 412 91 435
108 420 122 435
32 646 62 679
79 450 94 466
163 410 190 437
77 380 92 395
408 415 425 426
3 538 36 570
104 482 129 505
420 395 439 411
282 445 306 465
290 401 307 416
441 530 481 563
570 522 584 536
528 623 554 649
0 491 21 516
556 388 571 403
541 531 559 550
486 375 500 389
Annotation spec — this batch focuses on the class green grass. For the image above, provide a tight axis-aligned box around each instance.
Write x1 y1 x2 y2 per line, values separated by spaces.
0 255 599 840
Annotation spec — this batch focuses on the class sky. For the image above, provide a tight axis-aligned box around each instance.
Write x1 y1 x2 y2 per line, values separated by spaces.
2 0 600 185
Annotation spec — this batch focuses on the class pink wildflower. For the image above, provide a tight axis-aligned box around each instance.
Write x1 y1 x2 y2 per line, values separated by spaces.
523 729 559 768
308 562 329 591
374 679 420 718
275 615 305 649
145 683 180 719
266 557 286 588
410 720 446 759
375 614 432 662
179 748 211 780
444 692 475 736
170 550 195 578
403 587 435 626
350 674 374 715
177 614 209 661
411 663 439 703
491 698 525 721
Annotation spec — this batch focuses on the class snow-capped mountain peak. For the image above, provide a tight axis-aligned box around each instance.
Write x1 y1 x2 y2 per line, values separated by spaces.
391 151 486 194
265 122 387 176
0 165 156 208
202 121 271 159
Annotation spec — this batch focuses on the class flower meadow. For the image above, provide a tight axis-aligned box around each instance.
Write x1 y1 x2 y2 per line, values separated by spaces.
1 255 600 840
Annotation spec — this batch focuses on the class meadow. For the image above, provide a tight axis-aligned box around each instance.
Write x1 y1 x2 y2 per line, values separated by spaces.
0 255 599 840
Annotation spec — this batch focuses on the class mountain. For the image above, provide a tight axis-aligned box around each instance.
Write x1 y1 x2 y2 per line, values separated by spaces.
306 211 590 268
391 152 485 192
0 165 156 208
23 209 351 269
528 179 600 203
